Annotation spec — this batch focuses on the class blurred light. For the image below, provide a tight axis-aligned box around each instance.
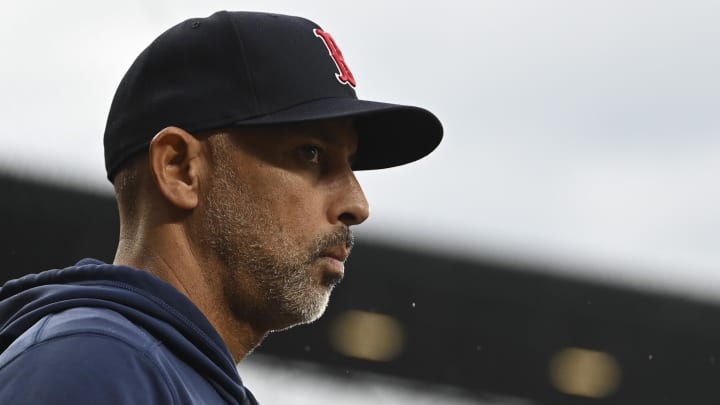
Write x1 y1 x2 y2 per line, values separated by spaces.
330 310 405 362
548 347 621 398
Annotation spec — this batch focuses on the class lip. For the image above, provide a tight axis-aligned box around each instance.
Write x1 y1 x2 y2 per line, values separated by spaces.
318 256 345 276
322 247 349 263
319 247 349 278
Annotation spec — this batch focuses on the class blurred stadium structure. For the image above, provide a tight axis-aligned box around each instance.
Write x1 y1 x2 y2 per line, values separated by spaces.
3 171 720 404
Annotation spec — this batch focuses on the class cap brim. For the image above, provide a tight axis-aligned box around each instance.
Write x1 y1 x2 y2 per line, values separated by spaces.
227 97 443 170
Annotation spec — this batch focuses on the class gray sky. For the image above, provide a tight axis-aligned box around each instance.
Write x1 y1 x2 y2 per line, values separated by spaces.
1 0 719 300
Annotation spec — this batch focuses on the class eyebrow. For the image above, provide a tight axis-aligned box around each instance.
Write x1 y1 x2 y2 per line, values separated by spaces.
294 125 358 152
299 129 359 168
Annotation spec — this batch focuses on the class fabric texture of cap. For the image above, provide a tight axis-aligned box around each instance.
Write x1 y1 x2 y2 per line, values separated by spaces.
103 11 443 182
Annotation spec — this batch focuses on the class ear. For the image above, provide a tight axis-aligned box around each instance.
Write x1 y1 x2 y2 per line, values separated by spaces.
148 126 204 210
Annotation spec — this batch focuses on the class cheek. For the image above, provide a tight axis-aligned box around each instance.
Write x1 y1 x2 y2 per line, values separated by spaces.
259 176 327 233
270 188 324 230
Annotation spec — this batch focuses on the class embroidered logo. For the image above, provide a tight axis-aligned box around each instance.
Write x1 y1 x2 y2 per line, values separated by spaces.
313 28 357 88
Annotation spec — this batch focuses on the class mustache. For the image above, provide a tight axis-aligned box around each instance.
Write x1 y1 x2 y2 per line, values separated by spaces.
312 227 354 258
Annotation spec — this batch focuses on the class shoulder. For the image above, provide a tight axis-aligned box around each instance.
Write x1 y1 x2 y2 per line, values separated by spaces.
2 306 160 361
0 307 177 404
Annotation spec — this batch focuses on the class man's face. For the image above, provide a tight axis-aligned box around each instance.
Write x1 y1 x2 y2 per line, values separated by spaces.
198 119 369 331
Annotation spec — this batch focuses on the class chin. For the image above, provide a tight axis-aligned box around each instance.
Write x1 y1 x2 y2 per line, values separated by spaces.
270 289 332 332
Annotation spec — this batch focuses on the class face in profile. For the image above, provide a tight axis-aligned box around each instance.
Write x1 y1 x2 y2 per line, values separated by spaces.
198 118 369 331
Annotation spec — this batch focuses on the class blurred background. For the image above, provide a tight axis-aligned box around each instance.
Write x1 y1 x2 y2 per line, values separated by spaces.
2 1 720 403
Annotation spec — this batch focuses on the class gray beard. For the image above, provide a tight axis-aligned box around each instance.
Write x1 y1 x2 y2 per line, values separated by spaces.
199 163 353 331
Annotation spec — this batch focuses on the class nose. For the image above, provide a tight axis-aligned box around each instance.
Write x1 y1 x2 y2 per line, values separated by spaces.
329 171 370 227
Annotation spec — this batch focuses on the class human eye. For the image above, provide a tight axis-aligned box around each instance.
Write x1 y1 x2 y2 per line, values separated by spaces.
298 145 321 165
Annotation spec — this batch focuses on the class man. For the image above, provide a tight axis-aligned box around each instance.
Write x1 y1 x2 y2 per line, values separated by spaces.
0 10 442 404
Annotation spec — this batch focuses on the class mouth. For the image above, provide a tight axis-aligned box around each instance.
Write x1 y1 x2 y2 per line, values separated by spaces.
314 228 353 287
318 247 349 286
322 247 350 263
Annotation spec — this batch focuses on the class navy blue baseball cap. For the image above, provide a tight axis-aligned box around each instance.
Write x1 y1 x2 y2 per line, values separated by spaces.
104 11 443 182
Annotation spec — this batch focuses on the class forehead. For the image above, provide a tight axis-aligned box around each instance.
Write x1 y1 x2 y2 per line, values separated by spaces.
204 118 359 166
223 118 358 149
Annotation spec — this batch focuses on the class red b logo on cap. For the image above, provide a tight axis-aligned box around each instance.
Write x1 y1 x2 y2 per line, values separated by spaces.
314 29 356 88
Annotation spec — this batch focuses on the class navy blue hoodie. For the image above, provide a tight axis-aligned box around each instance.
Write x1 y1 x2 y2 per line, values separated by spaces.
0 258 259 404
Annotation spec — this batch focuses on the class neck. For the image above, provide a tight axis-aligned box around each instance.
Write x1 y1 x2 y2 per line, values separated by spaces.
114 222 267 363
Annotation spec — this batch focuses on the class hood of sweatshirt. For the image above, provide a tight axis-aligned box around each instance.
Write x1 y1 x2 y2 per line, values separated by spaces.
0 258 256 403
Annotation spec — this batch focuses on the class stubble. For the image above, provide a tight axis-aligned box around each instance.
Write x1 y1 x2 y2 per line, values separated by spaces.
198 136 353 331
